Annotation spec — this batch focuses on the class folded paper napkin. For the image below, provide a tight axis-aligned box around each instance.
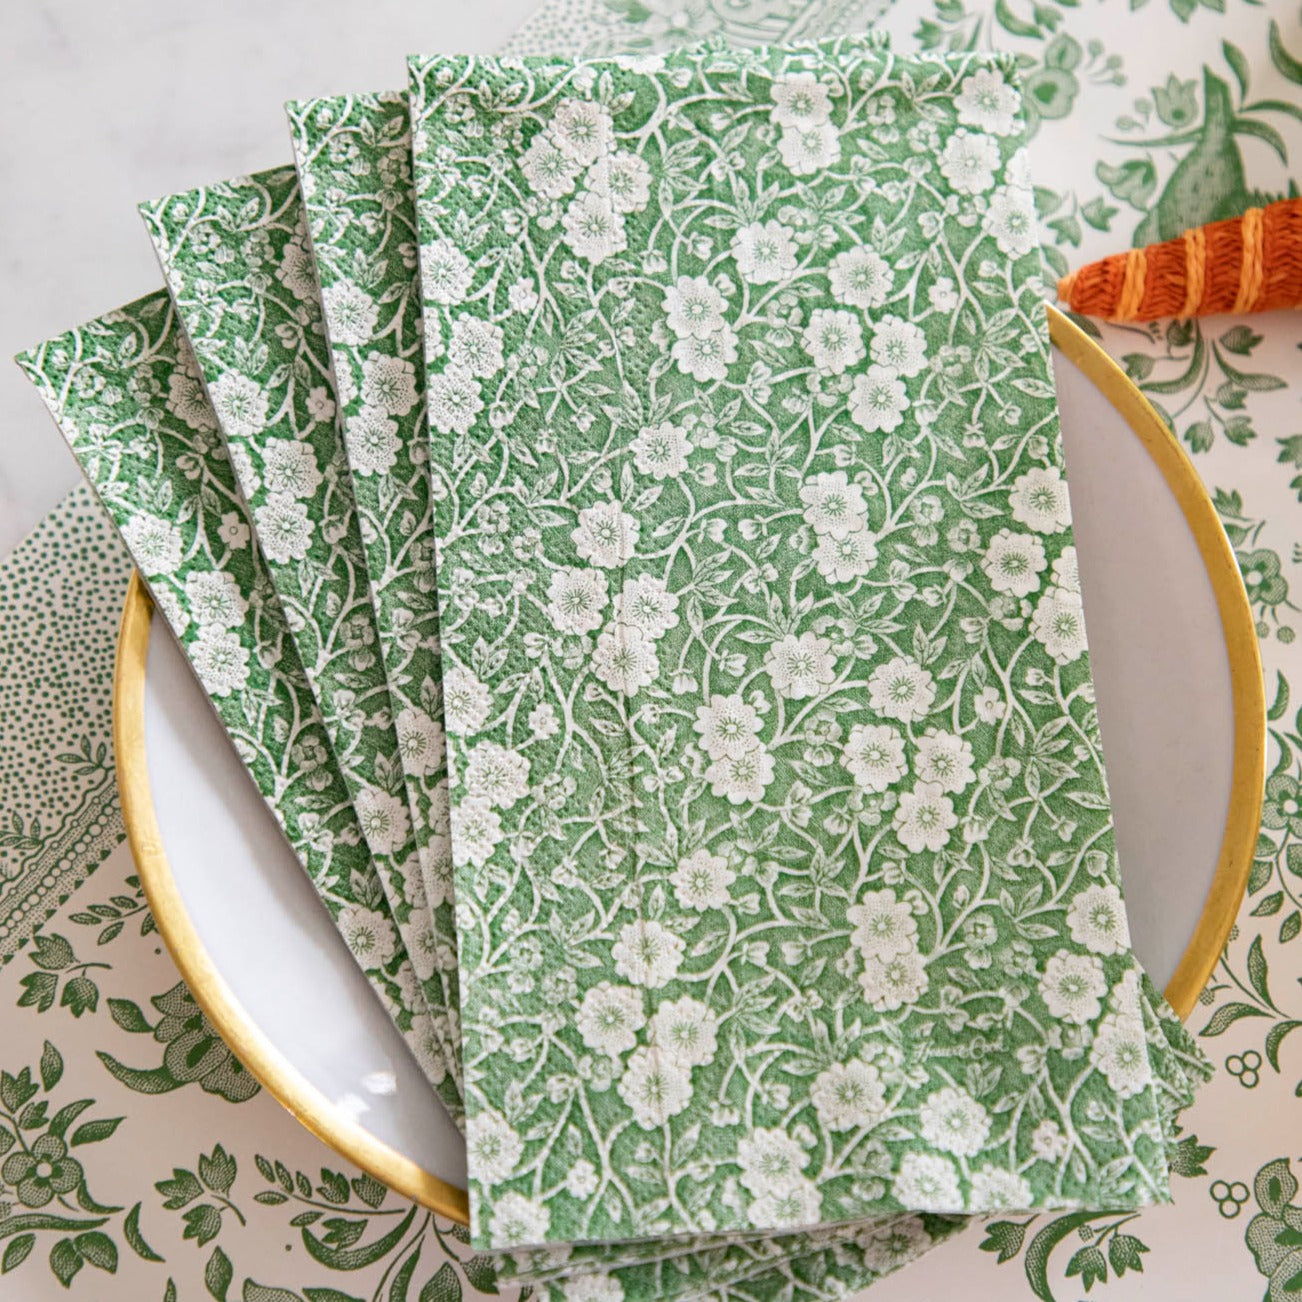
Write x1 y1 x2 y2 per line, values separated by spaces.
11 25 1219 1302
409 36 1187 1247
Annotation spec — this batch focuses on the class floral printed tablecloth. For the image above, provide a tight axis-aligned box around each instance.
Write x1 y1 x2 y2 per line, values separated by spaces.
1 0 1301 1297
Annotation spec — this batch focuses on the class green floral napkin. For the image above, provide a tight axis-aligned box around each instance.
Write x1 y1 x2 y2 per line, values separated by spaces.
285 93 462 1070
139 178 463 1103
15 294 456 1112
410 38 1183 1247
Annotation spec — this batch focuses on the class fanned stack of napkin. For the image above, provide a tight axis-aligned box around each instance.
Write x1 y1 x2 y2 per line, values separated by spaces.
16 20 1214 1301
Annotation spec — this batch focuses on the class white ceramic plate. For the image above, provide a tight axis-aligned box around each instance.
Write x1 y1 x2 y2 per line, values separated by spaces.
113 310 1263 1220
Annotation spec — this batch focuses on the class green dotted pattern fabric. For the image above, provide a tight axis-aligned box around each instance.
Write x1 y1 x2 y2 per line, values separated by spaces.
15 295 457 1116
409 37 1181 1247
0 485 130 966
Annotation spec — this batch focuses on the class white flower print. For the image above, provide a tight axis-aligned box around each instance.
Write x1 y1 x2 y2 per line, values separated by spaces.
1032 585 1089 664
427 367 484 435
217 512 249 550
345 406 400 476
814 527 879 583
442 664 492 735
731 220 798 285
528 702 559 740
1051 544 1080 594
842 723 907 793
337 902 398 969
918 1085 990 1157
765 632 836 700
360 354 419 416
592 622 659 696
448 315 506 378
575 981 645 1057
1089 1011 1150 1098
552 98 615 165
970 1167 1032 1209
562 191 627 264
939 128 1001 194
868 316 929 378
420 237 474 305
849 366 910 434
705 744 775 805
1067 882 1129 956
572 501 641 569
857 1217 932 1273
799 470 868 539
649 995 719 1066
190 626 250 698
663 275 727 339
520 129 583 199
974 685 1005 723
1039 951 1107 1024
166 369 217 431
847 889 918 961
893 783 958 853
452 795 504 869
407 1013 447 1086
490 1191 549 1248
354 788 412 856
618 1046 692 1128
464 741 530 809
778 121 840 175
867 655 936 722
914 729 976 794
801 308 865 375
748 1178 822 1229
828 246 893 310
892 1153 961 1212
981 528 1047 597
547 566 609 635
984 184 1038 260
669 847 735 911
406 912 440 981
321 282 380 345
671 327 738 381
859 950 929 1011
630 421 692 480
184 570 246 628
694 694 763 761
1031 1118 1070 1161
254 495 313 564
564 1275 623 1302
955 68 1022 136
276 233 318 301
467 1110 523 1187
614 574 679 639
305 386 334 425
208 372 269 440
564 1161 599 1200
261 438 323 499
612 919 684 988
810 1061 886 1131
586 151 651 213
228 444 261 499
736 1128 808 1197
770 74 832 130
1011 466 1071 534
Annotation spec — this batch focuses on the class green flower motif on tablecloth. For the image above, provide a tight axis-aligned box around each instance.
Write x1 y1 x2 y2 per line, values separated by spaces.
1261 774 1302 840
1240 550 1288 609
2 1133 83 1208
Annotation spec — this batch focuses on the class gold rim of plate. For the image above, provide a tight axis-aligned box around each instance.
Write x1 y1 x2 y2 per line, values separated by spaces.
113 305 1265 1225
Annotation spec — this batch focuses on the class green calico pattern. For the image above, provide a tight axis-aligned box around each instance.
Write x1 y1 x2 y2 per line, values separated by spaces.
410 38 1178 1246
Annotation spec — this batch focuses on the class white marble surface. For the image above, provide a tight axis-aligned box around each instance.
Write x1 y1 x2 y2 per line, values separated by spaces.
0 0 540 553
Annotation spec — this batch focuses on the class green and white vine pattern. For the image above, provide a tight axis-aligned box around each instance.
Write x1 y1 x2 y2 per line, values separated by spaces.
1 0 1301 1295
